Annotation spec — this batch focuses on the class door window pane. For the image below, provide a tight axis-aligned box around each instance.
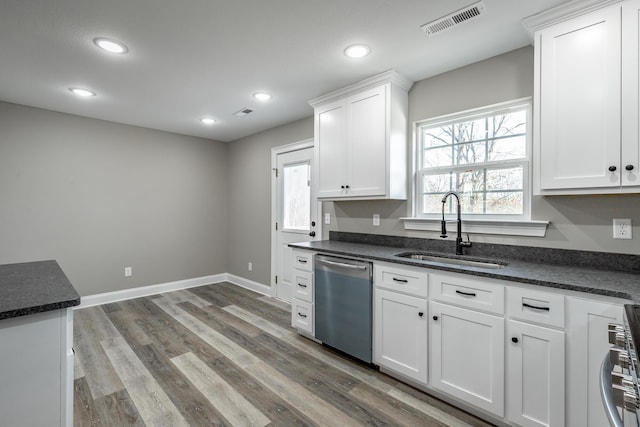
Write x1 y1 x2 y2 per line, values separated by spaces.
283 162 310 231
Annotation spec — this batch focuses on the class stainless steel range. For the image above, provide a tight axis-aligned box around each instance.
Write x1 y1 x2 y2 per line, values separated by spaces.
601 305 640 427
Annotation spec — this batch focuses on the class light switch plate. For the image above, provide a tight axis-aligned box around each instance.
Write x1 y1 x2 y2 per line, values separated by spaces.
324 213 331 224
373 214 380 226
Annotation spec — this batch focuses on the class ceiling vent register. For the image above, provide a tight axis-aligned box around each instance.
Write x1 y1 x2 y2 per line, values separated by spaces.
233 107 254 117
421 1 487 36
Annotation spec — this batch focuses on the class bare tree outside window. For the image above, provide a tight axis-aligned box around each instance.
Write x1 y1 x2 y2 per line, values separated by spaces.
417 102 529 218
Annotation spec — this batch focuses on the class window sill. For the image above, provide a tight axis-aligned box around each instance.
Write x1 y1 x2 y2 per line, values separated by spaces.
399 217 550 237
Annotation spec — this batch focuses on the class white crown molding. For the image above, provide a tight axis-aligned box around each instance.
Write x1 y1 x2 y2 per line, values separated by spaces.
76 273 273 308
522 0 622 40
308 69 413 107
400 217 550 237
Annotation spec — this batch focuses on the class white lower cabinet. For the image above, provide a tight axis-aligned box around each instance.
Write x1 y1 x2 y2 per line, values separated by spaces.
507 320 565 427
290 249 315 336
430 301 505 417
0 308 74 427
374 288 428 383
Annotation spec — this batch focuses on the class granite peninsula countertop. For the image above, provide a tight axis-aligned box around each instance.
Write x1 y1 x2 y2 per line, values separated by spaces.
290 239 640 303
0 260 81 320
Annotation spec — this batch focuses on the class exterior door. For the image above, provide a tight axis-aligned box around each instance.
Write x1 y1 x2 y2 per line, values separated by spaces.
274 146 317 302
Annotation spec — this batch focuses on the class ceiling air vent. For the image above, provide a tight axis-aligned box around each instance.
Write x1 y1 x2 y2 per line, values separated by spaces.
420 1 487 36
233 107 254 117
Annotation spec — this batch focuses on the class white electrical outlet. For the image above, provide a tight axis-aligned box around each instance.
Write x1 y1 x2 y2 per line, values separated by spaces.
248 262 253 271
124 267 132 277
373 214 380 226
613 218 632 239
324 212 331 224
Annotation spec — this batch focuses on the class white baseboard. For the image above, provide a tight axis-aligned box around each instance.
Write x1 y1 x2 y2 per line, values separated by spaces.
225 273 273 297
76 273 272 308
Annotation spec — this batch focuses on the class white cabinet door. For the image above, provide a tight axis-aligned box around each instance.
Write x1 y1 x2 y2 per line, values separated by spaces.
374 288 427 383
566 297 623 427
430 301 505 417
622 0 640 186
507 320 565 427
536 5 621 191
348 84 387 197
315 99 347 198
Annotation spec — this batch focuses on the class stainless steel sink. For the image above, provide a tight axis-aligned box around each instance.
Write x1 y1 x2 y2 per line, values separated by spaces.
395 252 507 269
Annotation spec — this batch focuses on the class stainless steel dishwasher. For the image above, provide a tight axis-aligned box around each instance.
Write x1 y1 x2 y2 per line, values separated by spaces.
314 254 373 363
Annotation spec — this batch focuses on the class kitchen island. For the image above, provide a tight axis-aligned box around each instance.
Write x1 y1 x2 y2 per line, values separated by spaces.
0 260 80 427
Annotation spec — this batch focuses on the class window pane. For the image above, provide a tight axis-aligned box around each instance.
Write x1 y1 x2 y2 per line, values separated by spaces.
422 194 446 214
490 110 527 138
423 146 453 168
283 162 310 231
423 173 452 194
422 126 452 148
486 192 523 214
486 167 523 191
456 169 485 214
454 118 486 142
455 142 486 165
487 135 526 162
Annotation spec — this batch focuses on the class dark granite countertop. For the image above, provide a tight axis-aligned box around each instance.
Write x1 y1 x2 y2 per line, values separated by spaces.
0 260 81 320
290 238 640 303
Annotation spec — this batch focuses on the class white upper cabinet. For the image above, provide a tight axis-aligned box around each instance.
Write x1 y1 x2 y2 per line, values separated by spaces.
622 0 640 187
309 70 412 200
532 1 640 194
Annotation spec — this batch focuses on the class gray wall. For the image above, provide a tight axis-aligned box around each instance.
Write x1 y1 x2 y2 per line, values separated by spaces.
323 46 640 255
227 117 313 284
0 102 229 296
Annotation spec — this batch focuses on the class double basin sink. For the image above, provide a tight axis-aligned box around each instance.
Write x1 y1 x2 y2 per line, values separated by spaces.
395 252 507 270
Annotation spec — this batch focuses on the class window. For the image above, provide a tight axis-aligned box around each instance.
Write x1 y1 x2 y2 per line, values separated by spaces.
415 99 531 220
282 161 310 231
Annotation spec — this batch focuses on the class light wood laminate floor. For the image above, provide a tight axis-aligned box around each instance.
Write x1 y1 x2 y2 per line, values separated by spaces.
73 282 494 426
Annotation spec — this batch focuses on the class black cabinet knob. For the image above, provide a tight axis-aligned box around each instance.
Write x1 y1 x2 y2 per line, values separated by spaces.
418 312 424 317
311 221 316 227
341 185 345 189
433 315 438 321
626 165 635 171
609 166 617 172
345 185 350 189
511 337 519 344
309 231 316 237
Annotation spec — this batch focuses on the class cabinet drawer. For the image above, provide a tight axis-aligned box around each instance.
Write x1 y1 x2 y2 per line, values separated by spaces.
292 250 313 272
291 299 313 335
430 273 504 315
374 262 428 298
507 287 565 328
293 271 313 303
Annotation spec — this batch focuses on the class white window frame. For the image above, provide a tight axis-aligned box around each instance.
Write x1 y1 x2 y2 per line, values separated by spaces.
401 97 549 237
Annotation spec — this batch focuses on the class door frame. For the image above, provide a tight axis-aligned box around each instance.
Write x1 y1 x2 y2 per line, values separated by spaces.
270 138 320 298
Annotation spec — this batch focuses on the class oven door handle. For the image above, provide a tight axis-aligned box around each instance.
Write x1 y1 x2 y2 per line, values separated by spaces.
600 352 625 427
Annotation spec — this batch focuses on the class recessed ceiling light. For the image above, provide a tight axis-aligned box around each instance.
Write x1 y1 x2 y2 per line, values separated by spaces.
253 92 272 102
344 44 371 58
93 37 128 54
200 117 216 125
69 88 96 97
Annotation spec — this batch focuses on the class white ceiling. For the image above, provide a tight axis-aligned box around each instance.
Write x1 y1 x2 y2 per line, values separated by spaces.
0 0 570 142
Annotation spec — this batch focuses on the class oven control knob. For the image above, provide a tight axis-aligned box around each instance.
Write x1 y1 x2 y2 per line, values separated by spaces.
610 348 631 369
624 389 639 410
616 332 627 348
